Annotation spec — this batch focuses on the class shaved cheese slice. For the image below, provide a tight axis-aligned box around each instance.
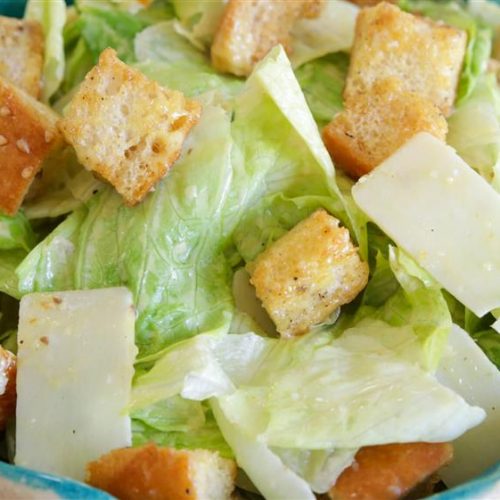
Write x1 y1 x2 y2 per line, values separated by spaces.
353 132 500 317
16 288 137 481
437 324 500 487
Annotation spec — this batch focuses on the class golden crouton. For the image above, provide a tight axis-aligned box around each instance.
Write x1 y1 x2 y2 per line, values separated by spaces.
211 0 323 77
323 78 448 178
329 443 453 500
248 209 368 337
0 16 43 98
86 443 236 500
344 2 467 116
0 76 62 215
59 48 201 206
0 346 16 430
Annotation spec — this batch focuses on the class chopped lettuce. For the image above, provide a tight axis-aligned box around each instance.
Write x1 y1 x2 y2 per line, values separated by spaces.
25 0 66 101
448 74 500 190
295 52 348 128
211 400 316 500
134 21 242 98
0 212 35 252
290 0 359 67
0 251 26 299
131 396 232 458
171 0 226 49
400 0 492 104
131 327 484 450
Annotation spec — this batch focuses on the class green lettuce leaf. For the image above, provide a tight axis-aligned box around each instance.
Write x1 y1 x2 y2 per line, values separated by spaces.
290 0 359 67
131 327 484 450
25 0 66 101
0 251 26 299
295 52 348 129
0 212 35 252
400 0 492 104
134 21 242 98
212 399 316 500
171 0 226 49
23 147 103 220
448 74 500 190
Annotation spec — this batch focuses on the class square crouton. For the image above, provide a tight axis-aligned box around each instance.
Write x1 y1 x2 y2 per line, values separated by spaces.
0 16 44 98
211 0 323 76
86 444 236 500
0 346 16 431
344 2 467 116
248 209 368 337
0 76 62 215
323 78 448 178
329 443 453 500
59 48 202 206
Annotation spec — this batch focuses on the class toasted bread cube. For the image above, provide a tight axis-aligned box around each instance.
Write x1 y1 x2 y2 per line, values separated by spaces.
344 2 467 116
0 346 16 430
59 49 202 206
86 444 236 500
0 16 43 98
248 209 368 337
323 78 448 178
329 443 453 500
0 76 62 215
211 0 323 77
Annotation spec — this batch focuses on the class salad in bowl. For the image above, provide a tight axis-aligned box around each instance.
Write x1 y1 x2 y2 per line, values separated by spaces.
0 0 499 498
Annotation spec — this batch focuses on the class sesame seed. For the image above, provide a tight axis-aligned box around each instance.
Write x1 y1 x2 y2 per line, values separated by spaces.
0 106 11 117
16 138 30 154
21 167 33 179
0 135 7 146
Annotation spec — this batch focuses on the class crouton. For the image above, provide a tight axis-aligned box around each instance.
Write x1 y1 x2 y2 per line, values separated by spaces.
0 16 43 98
329 443 453 500
344 2 467 116
59 48 201 206
323 78 448 178
248 209 368 337
86 444 236 500
211 0 323 77
0 76 62 215
0 346 16 430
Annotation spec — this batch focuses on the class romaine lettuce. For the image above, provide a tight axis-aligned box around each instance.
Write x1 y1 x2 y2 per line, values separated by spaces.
25 0 66 101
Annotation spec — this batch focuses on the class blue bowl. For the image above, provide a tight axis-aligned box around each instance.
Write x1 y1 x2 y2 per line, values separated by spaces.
0 0 498 498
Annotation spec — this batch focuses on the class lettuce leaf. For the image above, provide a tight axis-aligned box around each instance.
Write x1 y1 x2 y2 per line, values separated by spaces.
448 74 500 190
295 52 348 128
0 212 35 252
400 0 492 104
290 0 359 67
25 0 66 101
134 21 242 98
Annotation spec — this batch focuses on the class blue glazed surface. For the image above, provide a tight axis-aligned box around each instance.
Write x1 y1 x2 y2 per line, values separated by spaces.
0 461 114 498
0 0 498 498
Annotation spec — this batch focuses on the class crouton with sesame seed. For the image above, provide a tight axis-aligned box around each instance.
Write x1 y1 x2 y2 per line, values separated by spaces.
329 443 453 500
59 48 202 206
323 78 448 178
0 16 44 98
0 346 16 430
0 76 62 215
247 209 368 337
211 0 324 77
344 2 467 116
86 444 236 500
